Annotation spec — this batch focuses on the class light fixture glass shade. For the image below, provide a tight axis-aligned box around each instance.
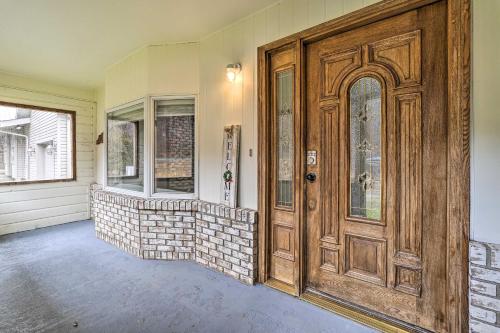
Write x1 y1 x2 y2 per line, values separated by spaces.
226 63 241 82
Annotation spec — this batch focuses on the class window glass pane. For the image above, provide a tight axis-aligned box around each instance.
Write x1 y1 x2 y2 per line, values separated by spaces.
276 69 294 207
107 103 144 192
0 104 73 183
154 98 195 194
349 77 382 220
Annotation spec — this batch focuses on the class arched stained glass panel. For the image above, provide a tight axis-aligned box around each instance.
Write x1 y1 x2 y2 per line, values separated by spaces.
349 77 382 220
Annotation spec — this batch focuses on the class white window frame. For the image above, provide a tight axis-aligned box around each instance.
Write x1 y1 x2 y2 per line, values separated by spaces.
104 97 148 197
104 95 199 199
149 95 198 199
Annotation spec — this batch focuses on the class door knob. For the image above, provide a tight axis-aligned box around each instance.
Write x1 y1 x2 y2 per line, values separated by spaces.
305 172 317 182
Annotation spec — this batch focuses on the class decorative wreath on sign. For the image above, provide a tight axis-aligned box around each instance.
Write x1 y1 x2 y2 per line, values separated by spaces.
223 170 233 183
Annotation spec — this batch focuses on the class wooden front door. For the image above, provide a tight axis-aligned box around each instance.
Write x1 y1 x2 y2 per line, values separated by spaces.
305 2 447 331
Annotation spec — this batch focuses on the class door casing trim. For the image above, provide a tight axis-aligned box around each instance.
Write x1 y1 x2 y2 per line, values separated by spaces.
257 0 471 332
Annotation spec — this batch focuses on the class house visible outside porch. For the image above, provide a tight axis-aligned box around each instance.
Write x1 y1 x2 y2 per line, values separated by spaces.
0 104 73 183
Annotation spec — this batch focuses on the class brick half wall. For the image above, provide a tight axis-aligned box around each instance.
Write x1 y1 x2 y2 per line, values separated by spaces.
195 202 257 285
140 210 196 260
90 185 257 284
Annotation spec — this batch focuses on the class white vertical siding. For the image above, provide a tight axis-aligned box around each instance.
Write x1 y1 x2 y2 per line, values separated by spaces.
29 110 57 179
471 0 500 243
0 79 95 235
104 43 199 110
30 111 57 144
198 0 376 209
15 136 27 179
96 0 376 210
54 113 70 178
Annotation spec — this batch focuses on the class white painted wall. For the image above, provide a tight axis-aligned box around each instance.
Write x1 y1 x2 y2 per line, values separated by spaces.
199 0 500 242
0 71 96 235
96 0 500 245
198 0 377 209
147 43 200 98
97 1 380 208
104 43 200 110
104 48 149 110
95 86 105 185
471 0 500 244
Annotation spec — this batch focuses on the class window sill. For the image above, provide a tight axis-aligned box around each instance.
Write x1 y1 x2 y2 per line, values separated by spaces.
0 177 76 186
101 185 198 201
150 192 197 200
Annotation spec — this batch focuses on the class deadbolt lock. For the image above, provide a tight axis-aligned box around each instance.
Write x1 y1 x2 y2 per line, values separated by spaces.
305 172 317 182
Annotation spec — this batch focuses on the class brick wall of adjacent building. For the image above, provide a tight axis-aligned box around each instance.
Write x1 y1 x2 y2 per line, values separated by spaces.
470 241 500 332
156 116 194 160
90 185 257 284
155 115 195 192
155 115 194 179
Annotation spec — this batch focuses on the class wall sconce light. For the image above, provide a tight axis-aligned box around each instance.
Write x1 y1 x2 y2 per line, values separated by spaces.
27 146 35 156
47 143 57 155
226 63 241 82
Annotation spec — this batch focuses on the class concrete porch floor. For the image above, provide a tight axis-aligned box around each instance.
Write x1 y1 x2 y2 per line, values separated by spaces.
0 220 375 333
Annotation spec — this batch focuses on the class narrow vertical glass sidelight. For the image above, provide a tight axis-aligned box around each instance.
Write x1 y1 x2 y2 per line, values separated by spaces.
276 69 294 207
349 77 382 220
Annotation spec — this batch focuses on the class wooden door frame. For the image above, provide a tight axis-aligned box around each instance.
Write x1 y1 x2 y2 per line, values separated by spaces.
257 0 470 332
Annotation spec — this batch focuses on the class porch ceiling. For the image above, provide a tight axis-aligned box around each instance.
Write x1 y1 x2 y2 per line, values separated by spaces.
0 0 277 89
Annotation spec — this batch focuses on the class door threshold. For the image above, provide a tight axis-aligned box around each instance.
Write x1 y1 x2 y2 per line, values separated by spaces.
262 280 427 333
264 278 298 296
300 289 429 333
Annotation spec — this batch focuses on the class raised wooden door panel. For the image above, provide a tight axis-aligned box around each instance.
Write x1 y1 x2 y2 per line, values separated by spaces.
268 46 299 287
306 2 448 332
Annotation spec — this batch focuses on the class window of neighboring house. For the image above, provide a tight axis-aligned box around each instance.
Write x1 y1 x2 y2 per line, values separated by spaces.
0 102 75 185
106 102 144 193
105 96 198 198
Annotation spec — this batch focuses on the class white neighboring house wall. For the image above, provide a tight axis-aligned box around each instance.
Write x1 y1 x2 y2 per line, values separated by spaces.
29 110 56 180
28 110 70 180
0 137 7 179
0 125 29 181
0 109 71 182
14 134 27 179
